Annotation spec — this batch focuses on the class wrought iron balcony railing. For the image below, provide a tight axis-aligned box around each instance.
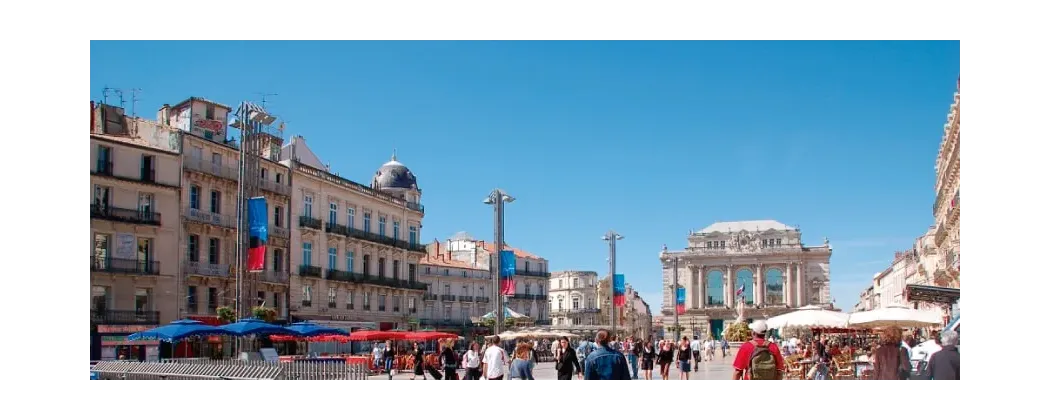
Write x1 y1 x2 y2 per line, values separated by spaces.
260 178 290 196
458 296 474 302
260 270 289 284
91 204 161 226
440 294 457 301
299 216 322 230
184 156 238 181
345 227 427 253
270 225 290 238
326 269 355 283
184 261 231 277
91 257 160 275
184 207 235 229
325 222 350 236
90 309 160 325
515 269 551 278
424 293 438 301
299 265 322 278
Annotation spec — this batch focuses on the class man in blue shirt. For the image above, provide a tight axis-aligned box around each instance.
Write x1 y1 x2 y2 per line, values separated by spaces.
584 329 632 380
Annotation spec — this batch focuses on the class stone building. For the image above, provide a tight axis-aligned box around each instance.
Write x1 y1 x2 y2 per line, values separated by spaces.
931 80 960 289
548 271 601 327
417 243 493 333
659 220 832 339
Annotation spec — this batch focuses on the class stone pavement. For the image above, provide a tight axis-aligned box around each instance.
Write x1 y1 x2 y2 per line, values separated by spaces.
369 354 736 380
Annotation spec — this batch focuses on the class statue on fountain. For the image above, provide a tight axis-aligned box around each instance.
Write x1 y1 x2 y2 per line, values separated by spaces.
735 295 746 323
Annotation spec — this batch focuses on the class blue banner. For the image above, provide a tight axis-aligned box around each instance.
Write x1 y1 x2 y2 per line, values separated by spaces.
247 197 268 272
499 250 516 295
613 274 626 307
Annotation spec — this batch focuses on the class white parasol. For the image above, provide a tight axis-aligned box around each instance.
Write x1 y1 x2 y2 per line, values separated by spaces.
847 305 943 328
765 305 849 329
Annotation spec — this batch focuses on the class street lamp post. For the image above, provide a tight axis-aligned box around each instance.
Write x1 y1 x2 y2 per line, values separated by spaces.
602 230 623 338
483 189 514 336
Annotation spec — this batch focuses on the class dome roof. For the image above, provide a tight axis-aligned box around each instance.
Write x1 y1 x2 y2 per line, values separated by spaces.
371 151 418 190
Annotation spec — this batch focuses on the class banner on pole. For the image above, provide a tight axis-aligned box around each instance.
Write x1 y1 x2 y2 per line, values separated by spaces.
499 250 515 295
675 287 686 315
247 197 268 272
613 274 626 307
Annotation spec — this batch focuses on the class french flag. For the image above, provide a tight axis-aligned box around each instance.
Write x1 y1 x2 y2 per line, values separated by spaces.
736 285 745 296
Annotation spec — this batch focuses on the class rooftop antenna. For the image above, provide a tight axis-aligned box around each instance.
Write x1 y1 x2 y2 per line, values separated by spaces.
129 88 142 117
256 92 278 110
102 86 123 107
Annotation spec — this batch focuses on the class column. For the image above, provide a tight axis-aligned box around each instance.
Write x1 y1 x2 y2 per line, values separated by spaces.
689 265 699 310
796 262 804 306
760 262 768 304
698 265 706 309
725 265 734 309
785 263 794 307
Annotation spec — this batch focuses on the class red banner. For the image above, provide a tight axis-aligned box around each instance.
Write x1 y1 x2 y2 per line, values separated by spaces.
247 247 265 271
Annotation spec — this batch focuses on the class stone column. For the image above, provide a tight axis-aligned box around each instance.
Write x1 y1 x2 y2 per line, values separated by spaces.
760 265 768 304
690 264 700 310
785 263 794 307
698 265 706 309
796 262 805 306
725 265 734 309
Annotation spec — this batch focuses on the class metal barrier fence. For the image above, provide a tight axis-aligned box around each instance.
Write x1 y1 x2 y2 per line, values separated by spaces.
91 359 370 380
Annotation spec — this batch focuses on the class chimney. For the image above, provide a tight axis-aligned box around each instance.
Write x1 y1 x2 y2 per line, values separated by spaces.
157 104 171 126
90 101 96 133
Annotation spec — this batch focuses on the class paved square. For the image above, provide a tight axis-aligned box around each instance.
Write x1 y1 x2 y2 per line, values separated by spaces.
370 354 736 380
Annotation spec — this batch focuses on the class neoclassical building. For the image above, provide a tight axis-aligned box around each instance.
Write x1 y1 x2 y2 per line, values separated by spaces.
548 271 601 327
659 220 832 339
930 79 960 289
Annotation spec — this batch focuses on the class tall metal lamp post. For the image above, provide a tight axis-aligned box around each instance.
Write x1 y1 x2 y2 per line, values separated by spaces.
601 230 623 338
483 189 514 336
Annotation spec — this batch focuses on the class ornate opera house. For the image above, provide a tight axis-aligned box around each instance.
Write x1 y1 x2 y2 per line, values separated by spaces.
659 220 833 339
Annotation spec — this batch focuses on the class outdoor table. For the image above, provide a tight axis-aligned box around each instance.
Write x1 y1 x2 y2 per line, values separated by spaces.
852 360 873 377
798 360 814 380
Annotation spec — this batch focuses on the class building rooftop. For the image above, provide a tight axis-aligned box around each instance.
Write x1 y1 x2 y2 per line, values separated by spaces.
697 220 794 234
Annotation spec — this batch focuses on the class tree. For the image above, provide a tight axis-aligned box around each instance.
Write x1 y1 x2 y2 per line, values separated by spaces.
724 322 752 342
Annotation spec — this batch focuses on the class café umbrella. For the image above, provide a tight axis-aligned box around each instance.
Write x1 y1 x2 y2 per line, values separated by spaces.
126 319 235 342
285 322 349 337
219 318 298 337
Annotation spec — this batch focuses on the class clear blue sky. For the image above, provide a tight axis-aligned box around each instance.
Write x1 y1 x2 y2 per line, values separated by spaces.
90 41 959 311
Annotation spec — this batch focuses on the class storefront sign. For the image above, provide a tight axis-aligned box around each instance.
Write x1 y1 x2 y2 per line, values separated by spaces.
98 325 156 333
193 118 225 134
101 335 159 346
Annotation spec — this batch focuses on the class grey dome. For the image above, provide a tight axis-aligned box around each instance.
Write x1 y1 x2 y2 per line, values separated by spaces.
372 153 418 190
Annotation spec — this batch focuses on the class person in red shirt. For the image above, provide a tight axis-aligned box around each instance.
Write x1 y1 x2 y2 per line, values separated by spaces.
732 320 785 380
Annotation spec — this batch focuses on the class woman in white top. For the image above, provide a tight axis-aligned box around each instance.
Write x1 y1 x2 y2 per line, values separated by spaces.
463 342 483 380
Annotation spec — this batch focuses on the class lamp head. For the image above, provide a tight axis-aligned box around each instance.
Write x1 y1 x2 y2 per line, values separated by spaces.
502 195 515 203
482 196 495 205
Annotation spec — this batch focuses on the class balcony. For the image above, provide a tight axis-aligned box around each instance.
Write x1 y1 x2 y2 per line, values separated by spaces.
260 178 290 196
184 156 238 181
91 204 161 226
325 222 350 236
299 265 322 278
424 293 438 301
184 261 231 277
570 308 601 314
301 300 312 307
326 269 355 283
271 225 290 238
295 163 425 215
93 160 114 176
409 307 417 314
261 270 289 285
515 269 551 278
378 306 386 312
534 320 552 326
440 294 456 302
351 273 429 291
458 296 474 302
363 305 371 311
184 207 235 229
299 216 322 230
91 257 160 275
92 161 177 188
345 227 428 253
328 301 337 309
90 309 160 325
475 296 490 303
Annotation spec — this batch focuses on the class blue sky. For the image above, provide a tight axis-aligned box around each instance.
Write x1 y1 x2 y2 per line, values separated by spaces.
90 41 959 311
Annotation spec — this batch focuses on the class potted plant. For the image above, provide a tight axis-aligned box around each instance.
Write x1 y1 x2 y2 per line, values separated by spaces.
252 306 277 323
724 322 752 342
216 306 237 324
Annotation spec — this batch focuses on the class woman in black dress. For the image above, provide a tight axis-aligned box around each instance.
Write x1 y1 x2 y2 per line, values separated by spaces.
411 342 426 380
657 340 673 379
383 340 396 380
641 340 655 380
439 339 458 380
676 336 692 380
555 336 582 380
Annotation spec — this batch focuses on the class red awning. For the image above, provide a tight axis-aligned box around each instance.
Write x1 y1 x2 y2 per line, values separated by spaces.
404 331 459 341
348 330 407 341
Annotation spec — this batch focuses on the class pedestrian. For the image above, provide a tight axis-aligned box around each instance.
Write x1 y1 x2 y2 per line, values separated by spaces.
926 330 959 380
371 342 383 371
481 335 508 380
691 335 701 365
463 341 482 380
555 336 583 380
382 340 396 380
509 342 535 380
677 336 692 380
872 326 911 380
583 329 632 380
641 340 655 380
721 336 729 358
731 320 785 380
439 339 458 380
411 342 426 380
625 337 640 379
657 339 673 379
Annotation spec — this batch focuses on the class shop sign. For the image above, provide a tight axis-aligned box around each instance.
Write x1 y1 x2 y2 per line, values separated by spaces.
98 325 157 333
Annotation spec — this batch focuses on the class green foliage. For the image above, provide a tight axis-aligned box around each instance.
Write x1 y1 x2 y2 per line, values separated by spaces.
252 306 277 323
724 322 752 342
216 306 237 324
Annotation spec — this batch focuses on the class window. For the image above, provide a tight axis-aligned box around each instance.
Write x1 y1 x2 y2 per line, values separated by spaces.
462 270 468 278
587 298 594 309
378 216 386 237
328 287 336 308
443 269 449 276
461 285 469 296
260 168 268 181
138 193 154 217
208 238 220 264
346 250 354 272
720 241 726 248
460 307 469 320
479 286 485 298
557 298 564 310
765 268 785 306
523 305 531 317
257 291 266 306
96 145 112 173
525 284 531 294
273 293 280 313
329 202 338 225
187 235 199 262
210 190 221 214
706 270 725 306
328 247 337 270
393 260 400 280
538 285 543 295
94 185 111 210
347 290 354 310
274 206 283 227
276 173 283 185
776 238 782 246
393 296 401 312
347 207 355 229
211 152 222 169
378 294 386 311
408 298 416 311
408 264 416 281
393 221 400 240
205 104 215 120
189 185 201 210
363 292 371 310
135 288 152 313
187 286 198 313
92 233 110 268
378 257 386 278
273 248 284 272
302 285 312 304
140 155 155 182
303 194 313 218
443 306 452 320
363 255 371 275
572 278 578 288
558 279 562 289
363 212 371 233
92 286 110 312
137 238 153 269
303 242 313 265
208 288 218 311
409 226 417 245
425 266 431 274
572 297 580 309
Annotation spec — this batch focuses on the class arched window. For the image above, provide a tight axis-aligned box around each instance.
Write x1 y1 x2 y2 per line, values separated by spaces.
765 268 784 305
706 270 724 306
736 269 755 305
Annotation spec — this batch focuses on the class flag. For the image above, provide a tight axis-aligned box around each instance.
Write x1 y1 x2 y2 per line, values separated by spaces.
675 287 686 315
247 197 268 272
736 285 745 296
499 250 515 295
613 274 626 307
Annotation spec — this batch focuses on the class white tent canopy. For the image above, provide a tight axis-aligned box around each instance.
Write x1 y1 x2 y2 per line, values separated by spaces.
847 305 942 328
766 305 849 329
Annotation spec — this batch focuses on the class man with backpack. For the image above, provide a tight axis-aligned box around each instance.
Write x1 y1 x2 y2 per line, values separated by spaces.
731 320 785 380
